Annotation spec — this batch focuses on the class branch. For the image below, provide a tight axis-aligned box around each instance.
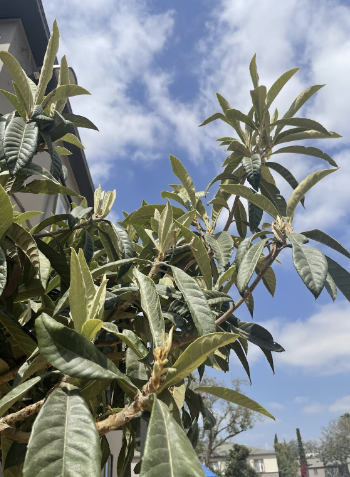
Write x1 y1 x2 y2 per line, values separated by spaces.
0 363 23 386
215 242 283 326
33 217 105 238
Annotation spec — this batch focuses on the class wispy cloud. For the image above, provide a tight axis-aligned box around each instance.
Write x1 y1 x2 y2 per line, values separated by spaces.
246 301 350 375
266 402 286 410
303 394 350 414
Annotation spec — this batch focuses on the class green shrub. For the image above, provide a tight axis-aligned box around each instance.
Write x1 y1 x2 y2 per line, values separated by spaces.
0 22 348 477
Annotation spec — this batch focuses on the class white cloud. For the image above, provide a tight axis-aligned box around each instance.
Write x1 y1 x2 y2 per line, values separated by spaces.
43 0 176 180
329 395 350 413
246 301 350 375
302 395 350 414
303 402 328 415
266 402 286 410
295 396 309 404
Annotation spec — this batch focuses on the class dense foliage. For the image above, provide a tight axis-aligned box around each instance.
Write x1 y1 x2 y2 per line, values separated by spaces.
0 20 349 477
222 444 259 477
321 414 350 473
274 434 300 477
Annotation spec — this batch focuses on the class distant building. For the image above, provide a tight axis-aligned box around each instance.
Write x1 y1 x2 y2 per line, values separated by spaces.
206 443 279 477
306 457 350 477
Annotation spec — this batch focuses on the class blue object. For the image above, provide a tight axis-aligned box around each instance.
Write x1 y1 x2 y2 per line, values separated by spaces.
201 462 218 476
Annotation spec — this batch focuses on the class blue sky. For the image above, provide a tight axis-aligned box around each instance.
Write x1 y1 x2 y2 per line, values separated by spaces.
42 0 350 448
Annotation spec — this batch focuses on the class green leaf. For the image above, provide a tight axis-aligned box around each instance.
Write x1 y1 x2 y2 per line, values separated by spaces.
248 201 263 232
120 204 184 227
12 349 47 387
220 184 279 219
54 146 72 155
7 223 40 274
4 441 27 471
4 117 38 174
234 198 247 238
272 145 337 167
195 385 275 420
36 314 138 396
62 113 99 130
53 55 70 113
217 264 236 289
259 179 287 217
158 201 174 254
160 332 238 390
169 155 196 209
235 237 253 270
256 261 276 296
287 232 328 298
229 316 284 352
23 385 101 477
35 20 60 105
266 67 300 108
199 112 227 127
301 230 350 259
141 396 205 477
0 307 37 356
286 168 337 221
91 258 149 278
103 323 148 359
205 232 234 267
174 221 212 289
81 319 104 341
43 84 91 111
326 256 350 302
265 162 304 207
249 54 259 88
126 348 148 381
275 84 325 136
275 129 341 145
60 133 85 149
324 273 337 301
0 51 32 112
226 109 257 130
237 239 268 295
133 268 165 349
0 247 6 296
0 376 40 417
0 89 27 118
0 185 13 241
18 162 59 183
161 190 190 210
242 154 261 190
35 238 70 286
14 211 43 224
271 117 330 137
170 266 216 336
18 179 82 197
250 85 266 122
227 139 251 156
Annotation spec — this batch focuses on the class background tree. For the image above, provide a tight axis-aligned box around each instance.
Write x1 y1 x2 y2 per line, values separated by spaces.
288 438 321 459
196 376 260 467
274 434 300 477
0 19 348 477
223 444 259 477
320 414 350 476
297 428 308 477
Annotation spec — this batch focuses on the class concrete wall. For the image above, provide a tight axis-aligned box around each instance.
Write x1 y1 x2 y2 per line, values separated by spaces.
102 431 138 477
0 18 83 222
